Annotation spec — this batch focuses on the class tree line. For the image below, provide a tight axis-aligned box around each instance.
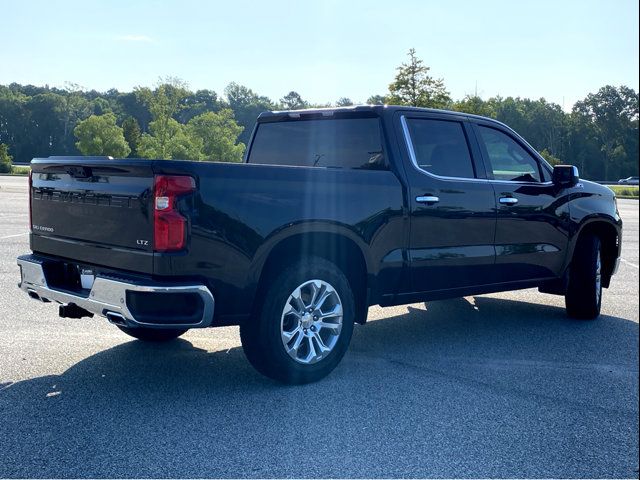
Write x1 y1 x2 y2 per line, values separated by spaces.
1 49 638 180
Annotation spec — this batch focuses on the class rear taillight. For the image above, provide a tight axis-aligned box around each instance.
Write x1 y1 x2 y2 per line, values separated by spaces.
153 175 196 252
28 169 32 232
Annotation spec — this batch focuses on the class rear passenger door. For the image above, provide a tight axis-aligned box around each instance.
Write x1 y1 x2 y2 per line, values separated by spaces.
398 112 498 293
471 122 570 281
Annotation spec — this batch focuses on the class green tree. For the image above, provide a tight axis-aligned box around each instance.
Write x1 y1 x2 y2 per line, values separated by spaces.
491 96 527 134
387 48 451 108
92 97 111 115
224 83 274 145
138 118 202 160
524 98 566 158
26 92 67 158
58 83 92 153
335 97 354 107
1 80 637 179
0 143 12 173
366 94 387 105
453 95 496 117
564 112 601 178
178 89 221 123
486 96 567 162
572 85 639 180
0 86 30 163
121 116 141 157
116 90 151 131
539 149 562 166
280 91 309 110
74 113 131 157
135 77 190 159
187 109 245 162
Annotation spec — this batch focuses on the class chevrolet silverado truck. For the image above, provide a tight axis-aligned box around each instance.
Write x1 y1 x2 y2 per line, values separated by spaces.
17 106 622 384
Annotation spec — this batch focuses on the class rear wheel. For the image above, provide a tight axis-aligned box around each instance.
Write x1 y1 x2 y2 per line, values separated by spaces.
116 325 188 342
565 234 603 319
240 257 355 384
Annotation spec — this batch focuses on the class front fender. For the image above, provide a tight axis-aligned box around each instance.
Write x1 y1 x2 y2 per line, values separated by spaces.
563 187 622 274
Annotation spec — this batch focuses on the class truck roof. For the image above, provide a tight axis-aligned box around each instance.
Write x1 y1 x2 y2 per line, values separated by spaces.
257 105 500 124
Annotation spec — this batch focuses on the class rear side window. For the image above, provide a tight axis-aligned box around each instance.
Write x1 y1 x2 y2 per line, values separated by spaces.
477 126 542 182
405 118 476 179
248 118 386 170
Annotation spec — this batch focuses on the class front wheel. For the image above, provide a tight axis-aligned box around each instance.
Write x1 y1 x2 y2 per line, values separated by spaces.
116 325 188 342
565 234 603 320
240 257 355 384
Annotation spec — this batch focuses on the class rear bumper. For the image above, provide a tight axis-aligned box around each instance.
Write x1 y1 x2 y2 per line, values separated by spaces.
17 254 215 329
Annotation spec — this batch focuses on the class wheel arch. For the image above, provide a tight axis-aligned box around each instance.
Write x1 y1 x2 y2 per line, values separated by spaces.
251 227 371 324
571 218 621 288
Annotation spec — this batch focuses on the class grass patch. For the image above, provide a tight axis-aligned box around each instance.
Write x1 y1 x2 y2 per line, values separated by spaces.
7 165 30 175
608 184 639 199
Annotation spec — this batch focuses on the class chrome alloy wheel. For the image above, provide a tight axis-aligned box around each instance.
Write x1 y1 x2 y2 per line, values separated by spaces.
280 279 343 364
595 249 602 305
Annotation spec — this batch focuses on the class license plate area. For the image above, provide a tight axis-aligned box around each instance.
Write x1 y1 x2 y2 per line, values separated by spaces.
41 261 92 293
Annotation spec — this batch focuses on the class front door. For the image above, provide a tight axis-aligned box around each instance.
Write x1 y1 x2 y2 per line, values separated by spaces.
399 113 498 293
471 122 570 282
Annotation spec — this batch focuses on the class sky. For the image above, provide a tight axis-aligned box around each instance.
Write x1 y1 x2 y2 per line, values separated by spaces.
2 0 638 110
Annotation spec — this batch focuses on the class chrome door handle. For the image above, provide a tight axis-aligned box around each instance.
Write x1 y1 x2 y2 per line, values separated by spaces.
416 195 439 204
499 197 518 205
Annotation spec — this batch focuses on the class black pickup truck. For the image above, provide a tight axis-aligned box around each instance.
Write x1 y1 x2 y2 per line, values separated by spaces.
18 106 622 384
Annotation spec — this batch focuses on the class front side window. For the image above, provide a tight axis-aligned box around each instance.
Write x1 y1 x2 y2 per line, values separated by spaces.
405 118 476 179
248 118 385 170
477 126 542 182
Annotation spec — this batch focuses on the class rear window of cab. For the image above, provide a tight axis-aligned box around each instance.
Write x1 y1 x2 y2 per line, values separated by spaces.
247 118 386 170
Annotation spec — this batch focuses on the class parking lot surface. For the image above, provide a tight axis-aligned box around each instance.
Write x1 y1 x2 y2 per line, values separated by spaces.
0 175 638 478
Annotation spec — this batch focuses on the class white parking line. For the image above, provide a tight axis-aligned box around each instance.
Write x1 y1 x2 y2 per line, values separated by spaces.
0 232 28 239
621 258 639 269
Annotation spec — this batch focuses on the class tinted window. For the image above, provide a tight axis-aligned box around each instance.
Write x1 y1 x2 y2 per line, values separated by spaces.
405 118 475 178
248 118 385 169
477 126 541 182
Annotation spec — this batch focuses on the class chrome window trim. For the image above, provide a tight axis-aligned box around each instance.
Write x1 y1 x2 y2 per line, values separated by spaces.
400 114 553 186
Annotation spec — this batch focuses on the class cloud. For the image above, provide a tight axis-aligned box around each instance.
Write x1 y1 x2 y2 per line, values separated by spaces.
115 34 153 43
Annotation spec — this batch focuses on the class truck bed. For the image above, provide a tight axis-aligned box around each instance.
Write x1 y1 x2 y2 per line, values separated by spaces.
28 156 405 319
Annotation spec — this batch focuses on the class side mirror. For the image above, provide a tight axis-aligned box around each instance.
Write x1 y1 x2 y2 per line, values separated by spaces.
553 165 579 187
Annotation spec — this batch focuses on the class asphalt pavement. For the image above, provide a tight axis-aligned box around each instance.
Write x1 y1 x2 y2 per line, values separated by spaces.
0 175 638 478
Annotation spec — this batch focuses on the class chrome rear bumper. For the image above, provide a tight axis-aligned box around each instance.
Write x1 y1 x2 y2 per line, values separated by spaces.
17 255 215 329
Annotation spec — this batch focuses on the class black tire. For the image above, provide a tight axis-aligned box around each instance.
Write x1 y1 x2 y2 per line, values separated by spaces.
565 234 603 320
240 257 355 384
116 325 188 342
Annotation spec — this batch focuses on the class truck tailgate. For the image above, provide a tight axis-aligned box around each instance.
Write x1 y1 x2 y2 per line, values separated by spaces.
30 158 155 274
